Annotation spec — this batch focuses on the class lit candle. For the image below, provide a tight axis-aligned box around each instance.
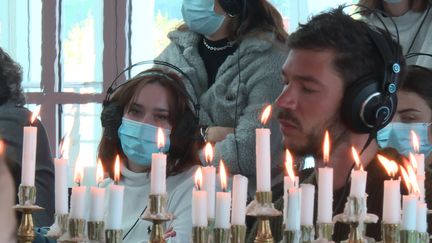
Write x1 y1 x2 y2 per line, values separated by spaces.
378 155 400 224
21 106 40 186
89 160 105 221
70 161 87 219
286 187 301 231
411 131 425 176
416 201 427 233
400 165 419 231
317 131 333 223
151 128 167 194
283 149 299 226
215 161 231 229
192 167 208 227
300 184 315 226
409 153 425 202
54 136 69 215
202 142 216 219
256 105 272 192
107 155 124 229
230 175 248 225
349 147 367 197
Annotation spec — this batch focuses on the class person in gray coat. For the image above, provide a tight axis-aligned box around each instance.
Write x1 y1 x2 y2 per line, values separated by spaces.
0 47 55 227
157 0 288 191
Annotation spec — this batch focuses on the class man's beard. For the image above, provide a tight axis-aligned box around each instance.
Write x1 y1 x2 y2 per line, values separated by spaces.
278 109 349 159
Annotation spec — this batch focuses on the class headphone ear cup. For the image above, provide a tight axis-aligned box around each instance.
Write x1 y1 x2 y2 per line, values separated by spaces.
101 102 123 140
342 77 397 133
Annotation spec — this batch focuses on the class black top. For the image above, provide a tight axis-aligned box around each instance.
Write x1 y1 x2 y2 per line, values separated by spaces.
198 37 237 88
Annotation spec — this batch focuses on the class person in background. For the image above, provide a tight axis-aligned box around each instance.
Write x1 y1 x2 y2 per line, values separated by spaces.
360 0 432 65
0 47 55 227
98 68 201 242
156 0 287 191
0 148 16 242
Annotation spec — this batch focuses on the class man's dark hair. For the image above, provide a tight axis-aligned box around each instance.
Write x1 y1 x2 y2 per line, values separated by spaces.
287 6 405 89
0 47 24 106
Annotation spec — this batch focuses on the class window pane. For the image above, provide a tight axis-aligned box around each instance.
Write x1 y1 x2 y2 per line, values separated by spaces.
61 103 102 187
60 0 103 93
0 0 42 92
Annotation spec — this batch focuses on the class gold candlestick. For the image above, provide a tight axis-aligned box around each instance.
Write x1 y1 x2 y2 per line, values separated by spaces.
214 228 230 243
230 225 246 243
68 218 86 240
417 232 428 243
193 226 209 243
316 223 333 241
105 229 123 243
399 230 417 243
208 218 215 243
381 223 400 243
88 221 105 241
246 191 282 243
300 225 314 243
284 230 301 243
141 194 174 243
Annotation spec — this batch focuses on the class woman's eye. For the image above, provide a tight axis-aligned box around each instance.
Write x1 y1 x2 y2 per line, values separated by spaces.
400 115 418 123
128 108 140 115
154 114 168 121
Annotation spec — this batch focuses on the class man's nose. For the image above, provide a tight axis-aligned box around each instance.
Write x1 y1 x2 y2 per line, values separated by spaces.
275 85 298 111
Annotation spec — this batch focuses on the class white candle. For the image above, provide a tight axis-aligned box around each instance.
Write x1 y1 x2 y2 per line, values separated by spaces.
202 166 216 219
70 185 87 219
416 201 427 233
401 195 417 230
414 154 425 176
284 176 298 225
150 153 167 194
286 187 301 231
256 128 271 192
215 191 231 229
106 155 124 229
349 170 367 197
317 167 333 223
382 179 401 224
21 126 37 186
417 176 425 202
231 175 248 225
192 188 208 227
300 184 315 226
89 160 105 221
54 158 68 214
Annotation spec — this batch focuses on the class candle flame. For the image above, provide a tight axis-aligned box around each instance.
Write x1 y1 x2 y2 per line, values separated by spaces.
285 149 295 180
204 142 214 165
407 164 420 195
260 105 272 125
195 167 203 190
74 161 84 186
409 152 418 172
30 105 41 124
0 140 4 154
351 146 362 170
411 130 420 153
220 160 228 191
157 128 165 149
96 159 104 185
114 155 121 183
59 133 70 159
400 166 411 193
323 130 330 165
377 154 398 177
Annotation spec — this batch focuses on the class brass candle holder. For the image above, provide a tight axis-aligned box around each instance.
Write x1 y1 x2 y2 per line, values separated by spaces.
14 185 44 243
333 196 378 243
87 221 105 241
68 218 86 240
399 230 417 243
46 213 69 239
214 228 230 243
381 223 400 243
141 194 174 243
208 218 215 243
193 226 209 243
417 232 428 243
246 191 282 243
301 225 314 243
105 229 123 243
316 223 333 241
284 230 301 243
230 225 246 243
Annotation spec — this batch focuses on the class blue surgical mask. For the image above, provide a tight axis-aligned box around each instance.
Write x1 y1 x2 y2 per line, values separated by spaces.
118 117 171 166
377 122 432 157
182 0 225 36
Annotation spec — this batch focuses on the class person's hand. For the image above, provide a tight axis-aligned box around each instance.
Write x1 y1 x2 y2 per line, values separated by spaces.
207 126 235 142
164 227 176 239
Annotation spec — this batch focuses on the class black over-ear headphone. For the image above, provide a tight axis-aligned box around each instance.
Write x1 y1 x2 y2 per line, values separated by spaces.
219 0 247 17
341 5 402 134
405 52 432 75
101 60 200 141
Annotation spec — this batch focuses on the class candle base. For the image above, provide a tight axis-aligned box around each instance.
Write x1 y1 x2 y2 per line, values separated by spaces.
316 223 333 241
230 225 246 243
193 226 208 243
88 221 105 241
14 204 44 243
68 218 86 240
105 229 123 243
246 191 282 243
399 230 416 243
381 223 400 243
18 185 36 205
301 225 314 243
214 228 230 243
417 232 428 243
284 230 301 243
141 194 173 243
208 218 215 243
46 213 69 239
